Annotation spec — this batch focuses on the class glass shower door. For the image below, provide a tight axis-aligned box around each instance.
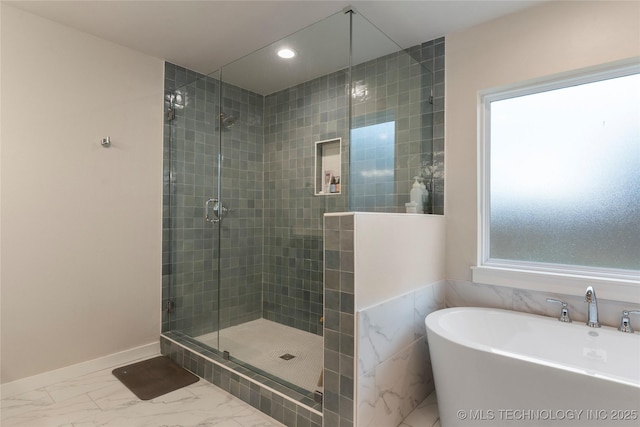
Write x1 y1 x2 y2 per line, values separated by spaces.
164 68 223 350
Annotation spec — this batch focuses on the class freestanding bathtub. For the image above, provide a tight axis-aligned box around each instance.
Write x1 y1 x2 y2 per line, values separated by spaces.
426 307 640 426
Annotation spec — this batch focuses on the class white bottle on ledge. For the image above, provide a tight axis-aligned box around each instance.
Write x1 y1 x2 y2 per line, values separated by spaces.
410 177 423 214
420 179 429 213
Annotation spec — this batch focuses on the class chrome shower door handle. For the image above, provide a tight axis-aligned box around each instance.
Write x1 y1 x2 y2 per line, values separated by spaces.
205 198 220 223
205 198 234 222
206 198 234 223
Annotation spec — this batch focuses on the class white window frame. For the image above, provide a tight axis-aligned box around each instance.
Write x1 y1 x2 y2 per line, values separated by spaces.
474 59 640 303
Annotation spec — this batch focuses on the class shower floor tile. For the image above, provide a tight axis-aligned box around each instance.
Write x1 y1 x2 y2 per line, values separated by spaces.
196 319 323 392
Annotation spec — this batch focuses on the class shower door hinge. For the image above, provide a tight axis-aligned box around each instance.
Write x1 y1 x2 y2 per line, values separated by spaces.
166 300 175 314
167 108 175 121
429 89 434 105
314 391 323 404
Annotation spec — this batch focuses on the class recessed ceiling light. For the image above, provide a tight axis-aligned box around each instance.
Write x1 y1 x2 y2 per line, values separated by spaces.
277 48 296 59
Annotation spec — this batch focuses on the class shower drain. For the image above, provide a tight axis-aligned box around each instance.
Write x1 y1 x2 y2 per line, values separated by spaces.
279 353 296 360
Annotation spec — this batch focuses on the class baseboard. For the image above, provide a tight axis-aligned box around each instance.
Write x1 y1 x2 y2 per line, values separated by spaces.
0 341 160 398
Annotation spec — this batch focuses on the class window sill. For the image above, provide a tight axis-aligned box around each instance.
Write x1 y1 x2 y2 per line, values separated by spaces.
471 265 640 304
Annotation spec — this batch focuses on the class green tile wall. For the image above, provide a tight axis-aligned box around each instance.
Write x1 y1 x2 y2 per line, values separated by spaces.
323 214 355 427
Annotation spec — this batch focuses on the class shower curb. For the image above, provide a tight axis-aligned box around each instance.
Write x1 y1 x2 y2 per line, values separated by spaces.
160 333 322 427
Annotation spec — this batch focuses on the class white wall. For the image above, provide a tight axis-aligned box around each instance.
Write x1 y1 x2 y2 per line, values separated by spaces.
1 4 164 383
354 213 445 310
445 1 640 283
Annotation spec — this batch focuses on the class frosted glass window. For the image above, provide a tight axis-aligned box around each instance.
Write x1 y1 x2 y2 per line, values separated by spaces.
486 70 640 272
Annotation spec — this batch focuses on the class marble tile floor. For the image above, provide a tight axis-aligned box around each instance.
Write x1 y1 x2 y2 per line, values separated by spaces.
400 391 441 427
0 360 285 427
1 359 440 427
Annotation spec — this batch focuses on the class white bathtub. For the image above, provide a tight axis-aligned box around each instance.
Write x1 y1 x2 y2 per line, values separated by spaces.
425 307 640 426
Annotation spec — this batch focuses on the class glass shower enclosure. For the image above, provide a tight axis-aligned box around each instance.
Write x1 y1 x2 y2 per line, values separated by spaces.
162 7 434 407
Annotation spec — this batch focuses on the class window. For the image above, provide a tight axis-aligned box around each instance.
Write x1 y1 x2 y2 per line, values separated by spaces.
476 62 640 296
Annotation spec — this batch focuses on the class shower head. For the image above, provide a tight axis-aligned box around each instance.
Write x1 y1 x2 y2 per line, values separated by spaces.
166 90 185 108
220 112 237 129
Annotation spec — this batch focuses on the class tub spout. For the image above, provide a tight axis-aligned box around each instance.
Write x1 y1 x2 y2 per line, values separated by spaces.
585 286 600 328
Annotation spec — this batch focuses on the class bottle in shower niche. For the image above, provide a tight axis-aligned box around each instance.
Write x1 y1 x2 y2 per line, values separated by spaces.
335 176 341 193
410 177 423 213
330 176 337 193
324 171 332 193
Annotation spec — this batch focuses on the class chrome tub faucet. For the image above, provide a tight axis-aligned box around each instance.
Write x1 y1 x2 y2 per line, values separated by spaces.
619 310 640 333
585 286 600 328
546 298 572 322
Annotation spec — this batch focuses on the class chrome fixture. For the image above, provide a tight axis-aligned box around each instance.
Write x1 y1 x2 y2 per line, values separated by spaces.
166 300 175 314
166 90 185 108
546 299 572 322
165 90 186 122
100 137 111 148
584 286 600 328
205 198 232 223
220 112 237 129
618 310 640 333
351 80 369 101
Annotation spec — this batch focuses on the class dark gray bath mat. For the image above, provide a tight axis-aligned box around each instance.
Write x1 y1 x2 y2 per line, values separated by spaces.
112 356 198 400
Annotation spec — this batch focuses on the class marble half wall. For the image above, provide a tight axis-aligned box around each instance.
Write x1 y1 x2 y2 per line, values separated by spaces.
357 281 446 427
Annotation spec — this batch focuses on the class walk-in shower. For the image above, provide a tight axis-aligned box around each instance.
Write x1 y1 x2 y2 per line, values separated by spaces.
161 7 437 423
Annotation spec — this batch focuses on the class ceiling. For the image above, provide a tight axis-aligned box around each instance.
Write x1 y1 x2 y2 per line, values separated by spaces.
6 0 545 93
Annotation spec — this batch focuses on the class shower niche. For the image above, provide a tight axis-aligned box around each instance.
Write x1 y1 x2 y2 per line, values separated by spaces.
315 138 342 195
